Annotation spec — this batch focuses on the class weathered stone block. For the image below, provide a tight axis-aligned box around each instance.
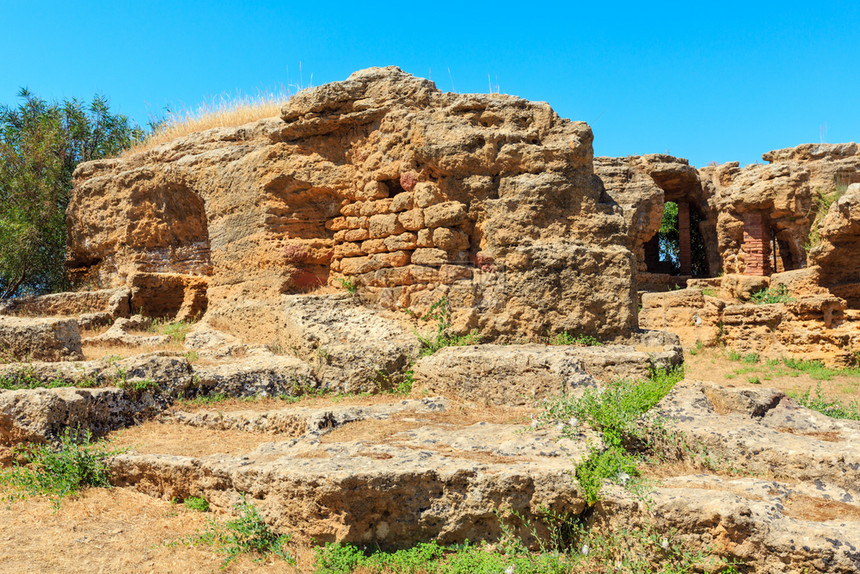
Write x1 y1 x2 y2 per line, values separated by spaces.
411 248 449 266
424 202 467 228
397 209 424 231
0 317 83 362
368 213 404 238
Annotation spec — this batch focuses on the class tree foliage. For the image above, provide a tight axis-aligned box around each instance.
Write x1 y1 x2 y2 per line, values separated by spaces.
657 201 709 277
0 89 143 297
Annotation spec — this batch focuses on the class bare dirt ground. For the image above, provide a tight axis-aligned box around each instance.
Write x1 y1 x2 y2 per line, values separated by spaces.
2 349 858 572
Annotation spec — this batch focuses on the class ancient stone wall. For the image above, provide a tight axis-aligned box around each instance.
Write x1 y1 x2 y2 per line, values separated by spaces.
68 67 636 342
702 143 860 278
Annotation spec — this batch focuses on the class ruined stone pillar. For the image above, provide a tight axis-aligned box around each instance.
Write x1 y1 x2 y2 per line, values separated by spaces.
742 212 771 276
643 235 660 271
678 200 692 276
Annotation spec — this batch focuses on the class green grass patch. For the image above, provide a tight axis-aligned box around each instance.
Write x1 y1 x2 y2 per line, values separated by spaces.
782 358 860 381
749 284 793 305
148 318 195 344
548 332 602 347
183 496 210 512
539 366 685 504
1 428 123 508
313 520 737 574
790 383 860 420
181 496 293 568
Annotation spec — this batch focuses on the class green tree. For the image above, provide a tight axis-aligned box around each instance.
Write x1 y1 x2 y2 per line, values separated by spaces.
0 89 143 297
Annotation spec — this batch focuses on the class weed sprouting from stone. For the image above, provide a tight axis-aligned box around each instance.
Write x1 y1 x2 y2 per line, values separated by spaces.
147 317 195 343
538 366 685 504
337 277 358 295
415 297 481 357
749 284 793 305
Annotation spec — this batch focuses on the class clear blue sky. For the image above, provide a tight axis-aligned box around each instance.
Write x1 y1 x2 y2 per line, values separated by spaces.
2 1 858 167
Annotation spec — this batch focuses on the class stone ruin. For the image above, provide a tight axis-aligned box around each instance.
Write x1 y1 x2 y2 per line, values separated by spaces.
604 147 860 363
1 67 859 572
58 66 860 364
66 66 637 345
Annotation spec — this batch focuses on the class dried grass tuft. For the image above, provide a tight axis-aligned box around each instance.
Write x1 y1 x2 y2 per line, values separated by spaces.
125 88 293 156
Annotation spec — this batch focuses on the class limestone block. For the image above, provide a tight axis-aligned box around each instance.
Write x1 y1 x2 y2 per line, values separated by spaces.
397 209 424 231
0 317 83 362
411 248 449 266
390 192 414 212
368 214 404 238
384 232 418 251
424 202 467 228
432 227 470 251
413 182 442 208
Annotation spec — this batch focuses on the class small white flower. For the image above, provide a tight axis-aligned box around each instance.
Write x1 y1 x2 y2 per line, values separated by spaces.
504 565 516 574
581 543 589 556
555 422 565 431
661 538 669 550
530 419 539 428
617 472 630 485
568 417 578 427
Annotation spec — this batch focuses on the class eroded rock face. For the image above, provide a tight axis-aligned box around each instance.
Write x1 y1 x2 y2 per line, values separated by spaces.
412 342 681 405
69 66 636 342
703 143 860 280
640 279 860 364
809 183 860 307
0 387 156 446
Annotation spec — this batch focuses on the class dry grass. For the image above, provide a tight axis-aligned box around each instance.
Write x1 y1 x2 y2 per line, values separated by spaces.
320 403 531 445
80 341 187 361
125 89 292 156
108 421 277 457
0 486 313 573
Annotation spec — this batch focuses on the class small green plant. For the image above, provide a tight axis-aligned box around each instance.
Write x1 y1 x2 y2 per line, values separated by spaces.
688 340 704 356
265 343 286 355
548 332 602 347
337 277 357 295
727 350 742 361
182 496 293 568
701 287 718 298
117 377 161 399
747 376 761 385
782 357 860 381
539 366 685 504
415 297 481 357
316 346 332 363
184 350 199 363
742 353 759 364
1 428 123 508
395 370 415 396
749 284 794 305
790 383 860 420
805 184 847 252
102 354 122 365
183 496 210 512
148 317 194 344
575 446 640 505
